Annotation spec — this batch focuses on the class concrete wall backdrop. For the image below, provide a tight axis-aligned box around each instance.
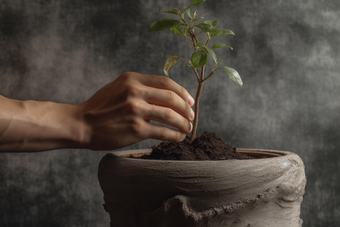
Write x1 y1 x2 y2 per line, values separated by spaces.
0 0 339 226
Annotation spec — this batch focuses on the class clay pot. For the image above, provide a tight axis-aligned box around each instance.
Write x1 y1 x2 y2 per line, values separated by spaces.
98 149 306 227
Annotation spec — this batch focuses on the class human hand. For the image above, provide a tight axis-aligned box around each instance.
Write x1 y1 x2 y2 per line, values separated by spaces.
78 72 195 150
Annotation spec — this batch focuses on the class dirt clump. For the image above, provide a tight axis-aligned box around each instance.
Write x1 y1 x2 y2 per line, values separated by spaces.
141 131 252 161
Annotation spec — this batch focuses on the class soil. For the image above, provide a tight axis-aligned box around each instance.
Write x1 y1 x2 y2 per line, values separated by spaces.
141 131 253 161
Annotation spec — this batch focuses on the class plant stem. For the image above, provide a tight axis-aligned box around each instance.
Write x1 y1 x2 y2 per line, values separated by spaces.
203 71 215 82
190 81 203 143
189 30 198 52
180 15 188 26
203 63 218 82
190 65 205 143
205 36 210 46
181 58 200 82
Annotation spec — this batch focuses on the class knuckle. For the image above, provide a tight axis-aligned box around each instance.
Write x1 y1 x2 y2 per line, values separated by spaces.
158 129 168 141
126 101 141 115
159 76 171 85
124 84 142 97
164 108 174 120
120 72 135 80
166 90 176 103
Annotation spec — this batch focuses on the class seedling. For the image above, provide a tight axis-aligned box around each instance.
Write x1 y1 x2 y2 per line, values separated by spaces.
149 0 242 143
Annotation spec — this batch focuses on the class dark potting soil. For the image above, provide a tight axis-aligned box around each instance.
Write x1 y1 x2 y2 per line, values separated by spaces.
141 131 253 161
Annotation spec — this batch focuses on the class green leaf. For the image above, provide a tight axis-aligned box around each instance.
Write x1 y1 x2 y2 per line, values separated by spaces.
192 17 204 22
194 22 235 37
185 7 192 19
220 66 243 86
193 21 218 33
203 20 219 27
162 8 181 15
193 23 213 33
197 43 206 51
209 29 235 37
149 19 182 32
191 50 208 68
211 43 233 50
187 0 206 9
164 55 182 76
170 26 186 38
184 0 206 15
204 46 217 63
194 10 197 17
197 43 217 63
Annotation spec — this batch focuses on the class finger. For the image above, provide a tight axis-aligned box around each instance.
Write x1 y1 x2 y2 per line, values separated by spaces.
143 103 193 134
134 73 195 107
141 120 187 142
142 86 195 122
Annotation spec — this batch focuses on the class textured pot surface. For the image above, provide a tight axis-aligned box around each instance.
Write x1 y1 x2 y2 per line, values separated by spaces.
98 149 306 227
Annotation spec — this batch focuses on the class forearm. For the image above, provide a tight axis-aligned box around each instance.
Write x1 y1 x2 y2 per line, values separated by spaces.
0 95 85 152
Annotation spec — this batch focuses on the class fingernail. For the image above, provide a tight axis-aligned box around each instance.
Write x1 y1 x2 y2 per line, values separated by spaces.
188 95 195 106
189 122 193 132
190 108 195 120
181 133 186 141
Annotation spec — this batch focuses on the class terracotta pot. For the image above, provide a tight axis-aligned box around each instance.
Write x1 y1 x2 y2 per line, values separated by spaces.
98 149 306 227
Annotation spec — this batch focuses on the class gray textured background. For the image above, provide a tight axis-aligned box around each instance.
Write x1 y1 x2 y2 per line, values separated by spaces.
0 0 339 226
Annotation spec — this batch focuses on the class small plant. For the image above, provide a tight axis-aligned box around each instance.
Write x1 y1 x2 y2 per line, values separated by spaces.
148 0 242 143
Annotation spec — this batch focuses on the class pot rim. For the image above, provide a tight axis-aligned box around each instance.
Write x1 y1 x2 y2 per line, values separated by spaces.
109 148 290 162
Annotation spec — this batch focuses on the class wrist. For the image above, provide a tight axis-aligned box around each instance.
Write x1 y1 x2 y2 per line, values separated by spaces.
47 101 90 150
22 100 84 151
67 103 92 150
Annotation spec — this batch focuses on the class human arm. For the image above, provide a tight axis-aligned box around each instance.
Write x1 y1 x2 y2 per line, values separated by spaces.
0 96 82 152
0 72 194 152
